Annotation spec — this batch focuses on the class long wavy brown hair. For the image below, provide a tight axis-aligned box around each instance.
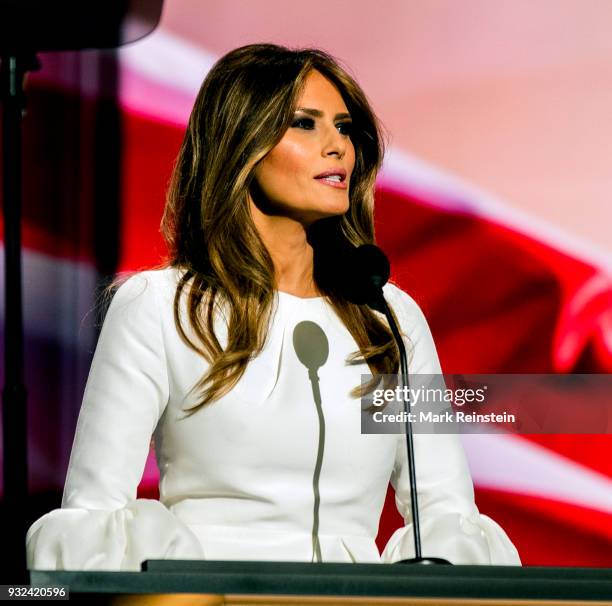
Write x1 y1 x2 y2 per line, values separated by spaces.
161 43 408 412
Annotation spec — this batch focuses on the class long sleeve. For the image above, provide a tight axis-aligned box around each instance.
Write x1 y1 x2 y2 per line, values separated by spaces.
379 284 521 564
26 272 203 571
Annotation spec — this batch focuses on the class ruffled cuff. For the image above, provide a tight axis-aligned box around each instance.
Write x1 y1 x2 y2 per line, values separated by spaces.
26 499 204 571
380 511 521 565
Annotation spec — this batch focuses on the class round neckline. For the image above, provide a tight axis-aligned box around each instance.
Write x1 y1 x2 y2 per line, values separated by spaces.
276 290 326 302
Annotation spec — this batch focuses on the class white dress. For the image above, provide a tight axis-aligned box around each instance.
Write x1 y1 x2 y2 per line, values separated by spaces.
26 267 521 571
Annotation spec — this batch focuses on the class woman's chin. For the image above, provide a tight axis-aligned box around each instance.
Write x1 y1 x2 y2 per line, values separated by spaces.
310 208 348 223
318 198 350 216
297 207 348 227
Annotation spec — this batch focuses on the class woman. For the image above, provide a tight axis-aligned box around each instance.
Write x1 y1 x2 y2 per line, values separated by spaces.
26 44 520 570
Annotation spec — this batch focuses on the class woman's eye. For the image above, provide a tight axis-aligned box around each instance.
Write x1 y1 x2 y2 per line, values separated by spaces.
292 117 315 130
337 121 353 136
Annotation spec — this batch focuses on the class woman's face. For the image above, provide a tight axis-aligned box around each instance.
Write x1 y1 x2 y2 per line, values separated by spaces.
251 69 356 225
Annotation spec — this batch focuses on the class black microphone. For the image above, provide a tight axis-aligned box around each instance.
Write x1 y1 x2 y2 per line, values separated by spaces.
342 244 450 566
339 244 390 312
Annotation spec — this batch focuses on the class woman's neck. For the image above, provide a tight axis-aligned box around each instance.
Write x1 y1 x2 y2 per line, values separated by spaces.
249 202 319 298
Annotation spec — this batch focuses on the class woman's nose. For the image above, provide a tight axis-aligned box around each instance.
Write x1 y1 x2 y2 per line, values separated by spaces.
321 124 347 158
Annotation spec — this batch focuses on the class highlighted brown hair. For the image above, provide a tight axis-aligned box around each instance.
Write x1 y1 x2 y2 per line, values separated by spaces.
161 43 405 411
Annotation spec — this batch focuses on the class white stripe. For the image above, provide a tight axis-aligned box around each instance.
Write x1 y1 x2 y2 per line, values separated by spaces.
462 433 612 514
118 28 216 95
380 147 612 272
0 249 98 351
0 248 100 482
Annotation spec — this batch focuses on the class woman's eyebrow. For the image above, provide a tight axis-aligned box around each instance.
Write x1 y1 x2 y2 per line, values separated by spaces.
295 107 352 120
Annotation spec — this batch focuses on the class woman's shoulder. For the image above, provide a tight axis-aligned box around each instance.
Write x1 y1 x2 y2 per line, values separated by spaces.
114 266 182 291
110 266 183 302
381 281 436 343
382 281 427 322
103 267 185 324
382 281 442 374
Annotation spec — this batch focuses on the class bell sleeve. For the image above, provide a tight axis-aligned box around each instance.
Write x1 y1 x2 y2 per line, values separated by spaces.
26 271 204 571
379 284 521 565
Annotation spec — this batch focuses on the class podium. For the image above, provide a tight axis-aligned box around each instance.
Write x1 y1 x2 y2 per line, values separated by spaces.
30 560 612 604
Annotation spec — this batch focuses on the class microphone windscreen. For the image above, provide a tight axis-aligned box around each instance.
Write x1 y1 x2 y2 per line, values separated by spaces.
351 245 390 289
307 219 390 308
342 244 390 306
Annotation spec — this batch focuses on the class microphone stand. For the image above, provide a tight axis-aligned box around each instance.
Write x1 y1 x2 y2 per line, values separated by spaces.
368 291 450 565
1 51 39 584
309 223 450 564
